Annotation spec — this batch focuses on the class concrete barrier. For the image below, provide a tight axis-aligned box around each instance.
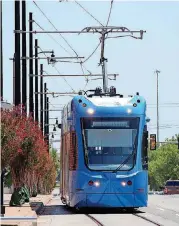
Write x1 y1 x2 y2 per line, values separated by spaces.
0 216 37 226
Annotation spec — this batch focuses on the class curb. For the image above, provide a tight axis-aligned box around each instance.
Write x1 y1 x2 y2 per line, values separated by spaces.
32 196 52 215
34 202 44 215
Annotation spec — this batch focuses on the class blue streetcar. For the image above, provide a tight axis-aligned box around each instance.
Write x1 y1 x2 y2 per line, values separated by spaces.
60 87 149 209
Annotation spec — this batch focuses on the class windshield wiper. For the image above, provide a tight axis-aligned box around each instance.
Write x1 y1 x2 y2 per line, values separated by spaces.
112 152 136 173
82 128 89 164
112 133 138 173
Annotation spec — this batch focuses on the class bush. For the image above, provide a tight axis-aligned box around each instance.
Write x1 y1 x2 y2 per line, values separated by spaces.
1 106 56 200
149 135 179 190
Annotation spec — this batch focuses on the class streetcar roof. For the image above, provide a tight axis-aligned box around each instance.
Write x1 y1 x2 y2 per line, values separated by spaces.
85 96 133 107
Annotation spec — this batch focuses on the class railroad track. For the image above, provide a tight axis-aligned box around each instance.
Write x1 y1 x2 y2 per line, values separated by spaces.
85 210 164 226
85 214 105 226
133 212 163 226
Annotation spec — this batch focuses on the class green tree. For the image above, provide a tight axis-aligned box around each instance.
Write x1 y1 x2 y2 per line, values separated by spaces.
149 134 179 190
50 148 60 174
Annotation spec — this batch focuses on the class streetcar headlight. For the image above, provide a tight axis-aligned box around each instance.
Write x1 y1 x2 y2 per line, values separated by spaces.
87 108 94 114
127 109 132 114
121 181 127 186
94 181 100 187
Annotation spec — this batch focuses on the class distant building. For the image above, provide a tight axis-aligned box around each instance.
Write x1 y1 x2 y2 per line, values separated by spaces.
0 101 13 110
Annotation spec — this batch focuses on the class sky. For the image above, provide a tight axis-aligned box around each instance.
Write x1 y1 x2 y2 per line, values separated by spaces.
2 0 179 150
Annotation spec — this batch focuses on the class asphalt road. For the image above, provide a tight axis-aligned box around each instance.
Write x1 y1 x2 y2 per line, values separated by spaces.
37 189 179 226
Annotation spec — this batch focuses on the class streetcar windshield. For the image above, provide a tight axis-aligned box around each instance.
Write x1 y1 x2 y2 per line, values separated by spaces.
81 117 139 171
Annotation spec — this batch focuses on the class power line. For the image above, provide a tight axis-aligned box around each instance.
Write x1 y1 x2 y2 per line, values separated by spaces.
38 46 75 92
148 106 179 108
73 1 104 27
59 0 106 84
149 124 179 127
53 65 75 92
148 126 179 129
34 21 72 56
59 0 105 83
82 41 101 64
148 103 179 105
33 0 79 57
106 0 114 26
33 2 93 89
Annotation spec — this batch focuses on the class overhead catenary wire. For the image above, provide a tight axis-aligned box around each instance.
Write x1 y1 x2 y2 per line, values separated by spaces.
33 2 94 89
147 102 179 105
106 0 114 26
34 21 72 56
53 65 76 92
33 0 79 57
79 0 115 85
33 0 94 87
38 46 75 92
34 20 90 72
58 0 112 86
148 106 179 108
73 1 115 84
82 41 101 64
74 1 115 65
74 0 104 27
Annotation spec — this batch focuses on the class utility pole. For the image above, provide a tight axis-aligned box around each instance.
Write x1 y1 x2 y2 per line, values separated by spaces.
29 12 34 117
40 64 43 133
44 82 47 137
0 0 3 100
35 39 38 122
155 70 160 144
15 27 145 93
13 54 15 104
22 0 27 112
14 0 21 106
47 96 49 150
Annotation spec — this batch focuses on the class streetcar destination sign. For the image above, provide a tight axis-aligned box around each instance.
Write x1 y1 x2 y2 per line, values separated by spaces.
92 121 129 127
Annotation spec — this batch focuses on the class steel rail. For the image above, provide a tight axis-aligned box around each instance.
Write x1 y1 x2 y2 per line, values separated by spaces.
85 214 105 226
133 213 163 226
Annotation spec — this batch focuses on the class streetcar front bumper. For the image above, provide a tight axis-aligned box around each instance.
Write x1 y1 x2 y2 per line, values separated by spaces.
71 193 147 208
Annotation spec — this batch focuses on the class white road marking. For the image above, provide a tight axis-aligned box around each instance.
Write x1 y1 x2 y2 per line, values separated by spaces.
156 207 165 211
176 214 179 217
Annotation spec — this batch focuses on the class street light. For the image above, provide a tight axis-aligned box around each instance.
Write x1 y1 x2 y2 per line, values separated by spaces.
56 119 58 125
53 125 57 131
48 51 56 65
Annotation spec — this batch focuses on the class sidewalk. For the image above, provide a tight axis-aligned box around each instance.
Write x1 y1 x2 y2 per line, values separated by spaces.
1 192 52 225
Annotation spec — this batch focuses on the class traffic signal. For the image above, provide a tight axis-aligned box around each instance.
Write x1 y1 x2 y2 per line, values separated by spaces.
150 134 156 150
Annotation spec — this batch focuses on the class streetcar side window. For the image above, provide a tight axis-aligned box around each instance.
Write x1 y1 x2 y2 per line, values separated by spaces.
142 127 148 170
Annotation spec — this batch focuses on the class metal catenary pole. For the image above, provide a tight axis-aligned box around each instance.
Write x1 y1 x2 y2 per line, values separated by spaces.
40 64 43 133
29 12 34 117
0 0 3 100
44 82 47 137
46 96 49 149
14 0 21 106
35 39 39 122
22 0 27 112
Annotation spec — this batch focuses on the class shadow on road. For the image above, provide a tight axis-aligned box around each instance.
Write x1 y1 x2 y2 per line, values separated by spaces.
39 204 145 216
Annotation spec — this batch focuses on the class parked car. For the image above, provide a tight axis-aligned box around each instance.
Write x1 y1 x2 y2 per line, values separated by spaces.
160 180 179 195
